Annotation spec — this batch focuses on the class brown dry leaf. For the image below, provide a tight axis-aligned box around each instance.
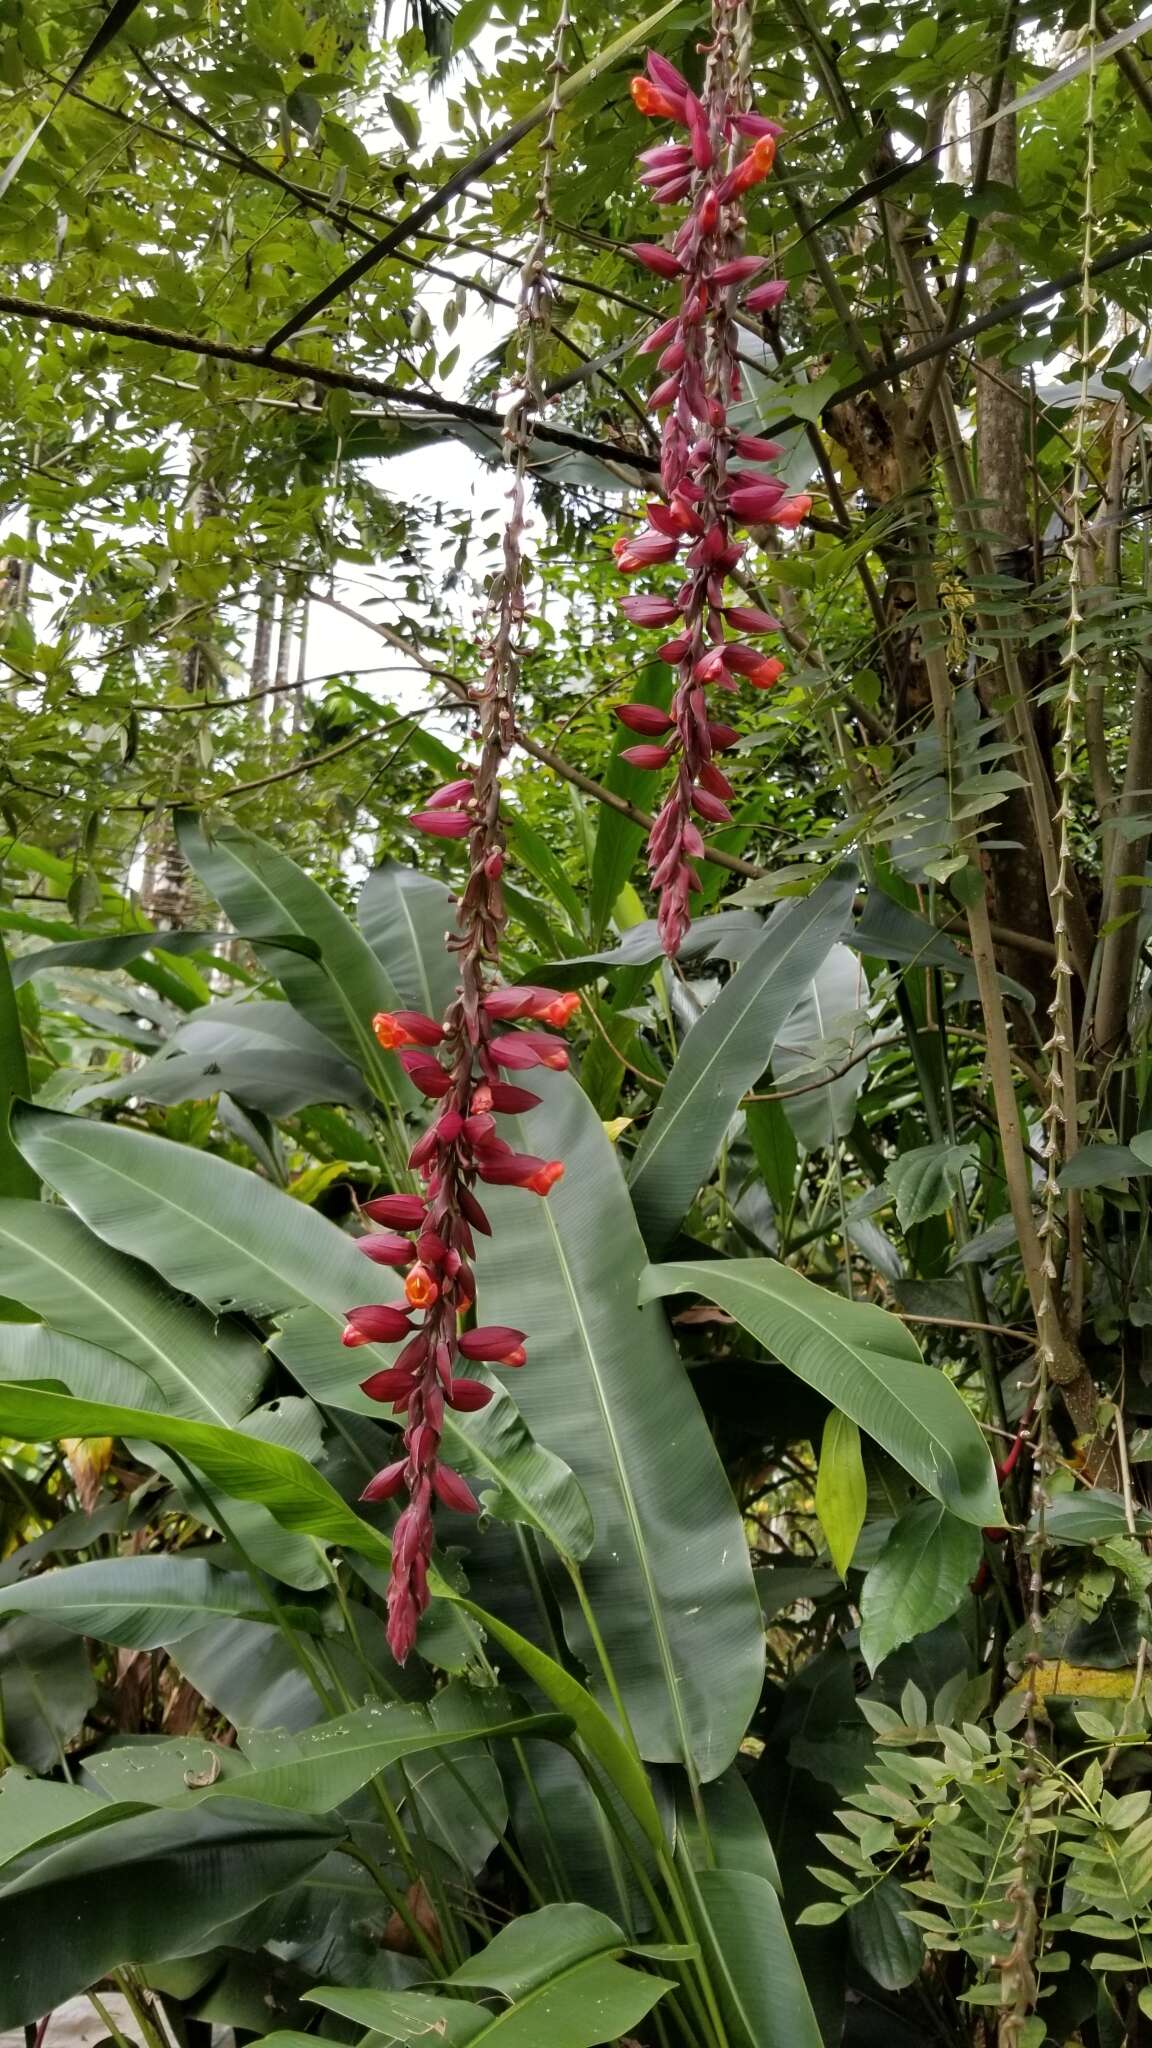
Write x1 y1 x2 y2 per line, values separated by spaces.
62 1435 115 1511
380 1878 443 1956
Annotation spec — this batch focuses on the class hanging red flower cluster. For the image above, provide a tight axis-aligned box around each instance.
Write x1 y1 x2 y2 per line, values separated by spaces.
344 955 577 1660
617 45 811 956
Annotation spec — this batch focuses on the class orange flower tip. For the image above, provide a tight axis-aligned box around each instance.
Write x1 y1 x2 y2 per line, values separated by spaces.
373 1012 413 1049
540 992 581 1028
526 1160 565 1197
502 1345 528 1367
341 1327 368 1348
404 1265 439 1308
630 76 681 118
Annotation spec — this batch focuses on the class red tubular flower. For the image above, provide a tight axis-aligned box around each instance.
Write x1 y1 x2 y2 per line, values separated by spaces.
631 76 686 120
404 1264 439 1309
482 985 579 1024
476 1150 566 1192
424 777 475 811
614 42 802 954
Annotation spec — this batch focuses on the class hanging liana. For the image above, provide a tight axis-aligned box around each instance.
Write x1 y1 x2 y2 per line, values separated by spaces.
617 22 810 956
343 11 574 1665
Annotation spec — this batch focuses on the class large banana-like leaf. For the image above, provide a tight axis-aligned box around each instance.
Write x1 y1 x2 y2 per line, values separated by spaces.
71 1000 372 1115
0 1805 340 2028
357 861 458 1016
0 1557 327 1647
695 1869 824 2048
174 810 408 1101
0 1323 156 1406
0 1200 266 1422
12 1105 592 1559
639 1258 1002 1525
303 1901 674 2045
771 942 872 1152
475 1070 765 1782
628 877 858 1251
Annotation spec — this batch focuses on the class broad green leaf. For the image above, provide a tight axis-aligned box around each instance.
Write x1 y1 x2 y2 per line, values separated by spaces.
695 1869 823 2048
1039 1489 1152 1543
8 929 230 988
0 1323 155 1406
0 1617 97 1773
0 1201 266 1423
677 1767 783 1893
886 1142 976 1228
475 1071 765 1781
745 1092 798 1214
0 1383 397 1574
82 1702 570 1815
639 1259 1001 1526
0 1805 338 2028
0 1770 144 1875
629 879 857 1250
815 1411 867 1577
771 944 872 1152
13 1105 592 1562
0 1558 327 1649
859 1502 982 1673
174 810 404 1093
305 1902 673 2045
357 860 458 1017
71 1000 371 1115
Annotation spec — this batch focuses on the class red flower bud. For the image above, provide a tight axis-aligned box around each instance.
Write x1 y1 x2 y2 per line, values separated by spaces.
342 1303 413 1345
360 1366 418 1405
361 1194 427 1229
630 242 686 279
424 777 475 811
692 785 733 824
489 1031 569 1072
458 1326 527 1363
360 1460 407 1503
725 603 782 631
745 279 789 315
616 702 675 736
621 743 672 769
396 1050 453 1097
446 1377 495 1411
412 808 472 839
432 1464 480 1513
710 256 765 285
619 592 681 625
708 722 741 750
358 1232 415 1266
484 849 504 879
486 1082 543 1113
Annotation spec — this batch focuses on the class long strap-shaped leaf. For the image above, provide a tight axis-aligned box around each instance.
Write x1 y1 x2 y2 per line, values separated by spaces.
475 1071 765 1783
639 1258 1002 1525
628 877 857 1252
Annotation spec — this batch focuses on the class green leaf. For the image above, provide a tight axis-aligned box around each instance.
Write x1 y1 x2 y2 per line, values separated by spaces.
639 1259 1001 1525
0 1200 266 1423
587 665 671 941
0 1557 327 1649
0 934 37 1204
815 1411 867 1577
13 1107 592 1562
357 861 457 1018
859 1502 982 1673
745 1093 798 1213
8 929 230 988
0 1770 141 1875
771 943 872 1152
474 1071 765 1781
695 1869 824 2048
305 1902 674 2045
628 879 857 1251
0 1805 338 2028
0 1617 97 1773
174 811 403 1092
0 1323 155 1405
886 1143 976 1228
70 1001 372 1116
384 92 421 149
848 1876 924 1990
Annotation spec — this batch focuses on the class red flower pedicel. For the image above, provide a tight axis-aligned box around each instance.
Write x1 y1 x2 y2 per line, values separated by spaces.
350 13 573 1666
618 18 811 955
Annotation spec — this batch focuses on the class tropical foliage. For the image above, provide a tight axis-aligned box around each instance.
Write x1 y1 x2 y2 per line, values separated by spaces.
2 0 1152 2044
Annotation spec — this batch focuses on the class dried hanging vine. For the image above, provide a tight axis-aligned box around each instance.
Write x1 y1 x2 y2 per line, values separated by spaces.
615 0 810 956
341 9 576 1664
998 15 1098 2038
